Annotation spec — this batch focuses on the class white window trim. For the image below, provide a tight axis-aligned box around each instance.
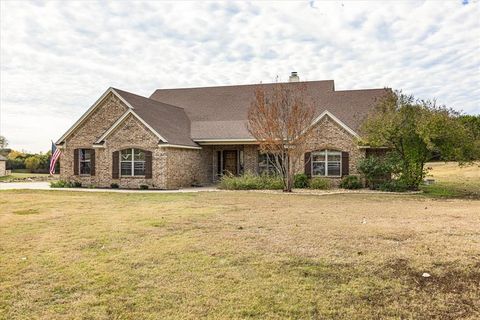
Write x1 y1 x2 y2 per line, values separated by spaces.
79 149 92 176
311 150 342 178
120 148 146 177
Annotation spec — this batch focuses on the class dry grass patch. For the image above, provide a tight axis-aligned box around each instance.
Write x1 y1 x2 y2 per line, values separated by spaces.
422 162 480 199
0 190 479 319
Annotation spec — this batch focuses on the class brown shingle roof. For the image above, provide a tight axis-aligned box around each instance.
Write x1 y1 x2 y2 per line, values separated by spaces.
149 81 388 139
113 88 198 147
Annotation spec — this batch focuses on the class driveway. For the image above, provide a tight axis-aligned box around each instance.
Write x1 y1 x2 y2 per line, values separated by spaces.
0 182 218 193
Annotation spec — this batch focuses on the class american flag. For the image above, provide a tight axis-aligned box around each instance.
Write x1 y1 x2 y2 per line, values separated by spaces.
49 141 61 175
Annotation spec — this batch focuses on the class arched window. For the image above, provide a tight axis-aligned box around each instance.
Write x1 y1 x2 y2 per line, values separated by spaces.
311 149 342 177
120 148 146 176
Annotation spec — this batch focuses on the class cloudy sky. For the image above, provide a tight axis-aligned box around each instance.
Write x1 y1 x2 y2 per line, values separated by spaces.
1 0 479 152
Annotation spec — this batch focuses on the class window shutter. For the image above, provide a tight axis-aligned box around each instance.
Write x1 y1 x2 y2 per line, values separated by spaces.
90 149 96 176
145 150 152 179
342 152 349 176
73 149 79 175
112 151 119 179
304 152 311 178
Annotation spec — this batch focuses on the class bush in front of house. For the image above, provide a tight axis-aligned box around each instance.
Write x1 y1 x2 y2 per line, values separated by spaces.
339 175 363 189
378 180 409 192
110 183 119 189
358 155 397 189
50 180 82 188
140 184 149 190
294 173 309 188
309 177 331 190
219 173 283 190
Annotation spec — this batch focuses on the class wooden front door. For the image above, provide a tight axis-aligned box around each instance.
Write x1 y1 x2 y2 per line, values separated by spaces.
223 150 238 175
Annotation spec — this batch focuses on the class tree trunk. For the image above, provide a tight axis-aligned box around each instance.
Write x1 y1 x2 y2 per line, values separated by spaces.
283 154 293 192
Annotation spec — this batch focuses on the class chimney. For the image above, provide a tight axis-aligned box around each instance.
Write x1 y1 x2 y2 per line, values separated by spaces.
289 71 299 82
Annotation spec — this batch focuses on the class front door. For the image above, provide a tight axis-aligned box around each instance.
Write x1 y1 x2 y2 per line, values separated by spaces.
223 150 238 175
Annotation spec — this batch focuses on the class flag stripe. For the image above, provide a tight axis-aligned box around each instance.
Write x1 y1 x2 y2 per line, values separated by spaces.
49 142 61 175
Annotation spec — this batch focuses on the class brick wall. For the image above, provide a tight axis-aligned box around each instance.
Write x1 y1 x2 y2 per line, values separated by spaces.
0 161 6 177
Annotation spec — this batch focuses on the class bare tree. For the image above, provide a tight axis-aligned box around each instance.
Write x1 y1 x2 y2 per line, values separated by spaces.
247 82 315 192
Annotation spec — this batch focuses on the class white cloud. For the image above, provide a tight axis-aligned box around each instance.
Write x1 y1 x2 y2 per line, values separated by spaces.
1 0 478 152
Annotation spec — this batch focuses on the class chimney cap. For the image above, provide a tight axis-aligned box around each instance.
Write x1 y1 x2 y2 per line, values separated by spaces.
289 71 300 82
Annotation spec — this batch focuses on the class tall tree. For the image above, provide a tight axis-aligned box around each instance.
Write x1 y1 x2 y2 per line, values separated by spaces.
0 135 7 149
361 91 478 189
247 83 315 192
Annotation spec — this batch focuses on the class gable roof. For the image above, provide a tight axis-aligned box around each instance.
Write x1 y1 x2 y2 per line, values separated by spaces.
112 89 198 148
149 81 388 139
56 87 198 148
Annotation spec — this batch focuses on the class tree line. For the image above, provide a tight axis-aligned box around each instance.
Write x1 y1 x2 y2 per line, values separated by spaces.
0 137 57 173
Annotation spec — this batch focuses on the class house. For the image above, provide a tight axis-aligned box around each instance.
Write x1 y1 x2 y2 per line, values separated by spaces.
0 155 6 177
56 74 388 189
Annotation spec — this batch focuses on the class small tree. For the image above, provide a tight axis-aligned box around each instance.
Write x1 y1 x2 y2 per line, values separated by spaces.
247 82 315 192
25 156 41 172
361 91 478 190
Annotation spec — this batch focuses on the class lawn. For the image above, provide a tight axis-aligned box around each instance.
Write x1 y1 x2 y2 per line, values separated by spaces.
0 190 479 319
421 162 480 199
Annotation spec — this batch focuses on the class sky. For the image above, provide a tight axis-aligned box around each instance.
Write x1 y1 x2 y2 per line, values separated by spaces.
1 0 479 152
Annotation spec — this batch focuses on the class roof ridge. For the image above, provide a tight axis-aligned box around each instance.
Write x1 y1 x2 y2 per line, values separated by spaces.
112 87 186 110
334 88 389 93
150 80 335 93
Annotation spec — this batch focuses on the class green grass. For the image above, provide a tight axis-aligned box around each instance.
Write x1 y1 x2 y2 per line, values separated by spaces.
1 190 479 319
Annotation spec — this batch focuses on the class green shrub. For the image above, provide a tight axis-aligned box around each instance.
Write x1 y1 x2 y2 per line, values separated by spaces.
219 173 283 190
339 175 362 189
294 173 309 188
140 184 149 190
309 177 331 190
358 155 397 189
50 180 81 188
378 180 408 192
110 183 119 189
50 180 67 188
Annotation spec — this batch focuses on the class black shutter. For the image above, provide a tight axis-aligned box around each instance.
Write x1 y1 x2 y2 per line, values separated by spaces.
73 149 79 175
112 151 119 179
90 149 96 176
304 152 311 178
342 152 349 176
145 150 152 179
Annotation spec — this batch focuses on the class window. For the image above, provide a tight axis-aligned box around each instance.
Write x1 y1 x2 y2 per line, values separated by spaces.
79 149 91 175
120 148 145 176
312 150 341 177
258 152 280 175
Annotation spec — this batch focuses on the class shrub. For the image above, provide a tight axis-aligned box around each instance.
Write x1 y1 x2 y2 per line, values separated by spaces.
49 180 81 188
50 180 67 188
309 177 331 190
339 175 362 189
294 173 309 188
378 180 408 192
358 155 397 189
110 183 119 189
219 173 283 190
140 184 149 190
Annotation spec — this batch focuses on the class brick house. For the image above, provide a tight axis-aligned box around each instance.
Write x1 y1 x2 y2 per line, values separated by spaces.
56 75 387 189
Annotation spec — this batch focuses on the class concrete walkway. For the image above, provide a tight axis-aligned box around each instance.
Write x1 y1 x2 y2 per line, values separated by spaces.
0 181 218 193
0 181 421 196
